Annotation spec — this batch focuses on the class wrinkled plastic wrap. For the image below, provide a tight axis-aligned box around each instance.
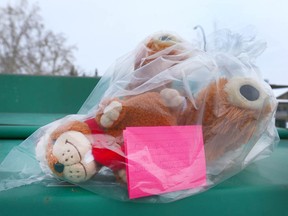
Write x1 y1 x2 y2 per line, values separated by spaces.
0 28 279 203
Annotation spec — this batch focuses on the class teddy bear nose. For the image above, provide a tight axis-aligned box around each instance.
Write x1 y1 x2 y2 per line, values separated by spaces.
54 162 64 174
240 84 260 101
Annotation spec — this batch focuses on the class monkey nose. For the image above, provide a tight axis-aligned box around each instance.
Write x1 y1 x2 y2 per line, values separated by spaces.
240 84 260 101
54 162 65 173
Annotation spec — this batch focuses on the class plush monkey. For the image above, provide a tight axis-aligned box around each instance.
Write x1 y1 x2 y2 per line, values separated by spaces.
37 121 98 183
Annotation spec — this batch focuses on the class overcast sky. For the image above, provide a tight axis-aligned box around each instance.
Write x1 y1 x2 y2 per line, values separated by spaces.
1 0 288 86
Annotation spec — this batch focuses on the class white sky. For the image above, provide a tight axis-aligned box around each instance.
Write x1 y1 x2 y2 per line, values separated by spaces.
1 0 288 86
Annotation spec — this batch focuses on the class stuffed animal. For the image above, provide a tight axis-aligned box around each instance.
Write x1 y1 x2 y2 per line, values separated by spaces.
134 32 189 69
127 32 194 90
93 75 276 182
36 120 98 183
37 117 131 183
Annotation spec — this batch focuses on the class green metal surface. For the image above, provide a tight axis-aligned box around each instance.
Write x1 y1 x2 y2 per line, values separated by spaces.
0 139 287 216
0 113 66 126
0 125 38 139
0 113 67 138
1 112 287 139
0 74 100 114
278 127 288 139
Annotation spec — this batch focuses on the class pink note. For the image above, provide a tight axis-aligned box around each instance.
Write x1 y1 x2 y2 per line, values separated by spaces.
124 126 206 199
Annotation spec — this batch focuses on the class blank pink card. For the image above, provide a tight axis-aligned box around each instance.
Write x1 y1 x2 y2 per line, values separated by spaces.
124 126 206 199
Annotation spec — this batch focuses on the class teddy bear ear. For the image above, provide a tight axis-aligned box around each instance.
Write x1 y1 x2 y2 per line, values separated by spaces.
50 121 91 140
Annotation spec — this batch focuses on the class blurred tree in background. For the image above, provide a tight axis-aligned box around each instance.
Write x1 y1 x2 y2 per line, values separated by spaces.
0 0 80 76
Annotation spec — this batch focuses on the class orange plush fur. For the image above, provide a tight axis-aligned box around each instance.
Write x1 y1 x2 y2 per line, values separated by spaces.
180 78 272 161
96 92 178 138
96 78 273 163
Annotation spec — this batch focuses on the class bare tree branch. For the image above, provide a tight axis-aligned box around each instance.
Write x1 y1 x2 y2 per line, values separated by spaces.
0 0 78 75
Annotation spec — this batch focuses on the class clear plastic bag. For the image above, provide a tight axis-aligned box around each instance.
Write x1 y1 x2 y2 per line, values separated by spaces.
0 29 279 203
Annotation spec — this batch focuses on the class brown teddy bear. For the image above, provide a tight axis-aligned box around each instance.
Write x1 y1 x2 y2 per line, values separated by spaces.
127 32 194 91
134 32 190 69
94 75 276 182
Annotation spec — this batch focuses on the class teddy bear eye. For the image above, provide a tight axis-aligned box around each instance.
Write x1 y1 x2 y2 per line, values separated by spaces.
159 35 173 42
240 84 260 101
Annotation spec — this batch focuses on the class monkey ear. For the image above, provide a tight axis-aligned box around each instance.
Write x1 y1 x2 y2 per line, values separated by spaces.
50 121 91 140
